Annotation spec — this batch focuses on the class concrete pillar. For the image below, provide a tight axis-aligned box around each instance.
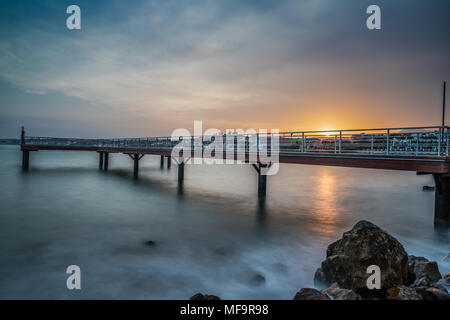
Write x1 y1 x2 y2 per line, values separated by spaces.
178 161 184 181
160 155 164 169
22 150 29 170
104 152 109 171
99 152 104 170
433 173 450 228
133 154 139 179
167 156 171 169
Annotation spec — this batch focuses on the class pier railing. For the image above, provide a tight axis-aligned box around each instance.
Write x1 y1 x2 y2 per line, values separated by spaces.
23 126 450 157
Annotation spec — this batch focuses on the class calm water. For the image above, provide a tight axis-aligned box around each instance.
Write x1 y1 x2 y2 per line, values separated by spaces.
0 145 448 299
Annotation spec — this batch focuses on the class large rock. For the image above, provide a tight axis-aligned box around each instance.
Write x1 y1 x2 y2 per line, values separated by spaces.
387 286 422 300
314 220 408 291
408 255 442 286
420 287 450 300
293 288 330 300
321 283 362 300
190 293 221 300
435 272 450 291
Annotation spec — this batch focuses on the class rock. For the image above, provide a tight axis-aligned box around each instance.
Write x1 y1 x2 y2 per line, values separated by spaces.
435 272 450 291
314 220 409 291
422 186 435 191
321 283 362 300
413 276 431 287
408 255 442 285
387 285 422 300
190 293 221 300
314 255 353 289
144 240 156 247
293 288 330 300
420 287 450 300
251 273 266 286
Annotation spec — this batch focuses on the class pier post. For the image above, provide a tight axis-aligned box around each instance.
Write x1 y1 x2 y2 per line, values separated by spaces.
22 150 29 170
133 154 139 179
21 126 29 170
21 126 25 145
178 161 184 181
104 152 109 171
252 163 269 198
167 156 171 169
160 155 164 169
433 173 450 228
258 172 267 197
99 152 104 170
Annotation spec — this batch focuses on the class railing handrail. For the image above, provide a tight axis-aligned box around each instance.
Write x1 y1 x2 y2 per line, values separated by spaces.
22 125 450 157
24 125 450 141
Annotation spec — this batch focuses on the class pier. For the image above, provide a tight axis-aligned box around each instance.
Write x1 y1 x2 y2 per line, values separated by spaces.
20 126 450 227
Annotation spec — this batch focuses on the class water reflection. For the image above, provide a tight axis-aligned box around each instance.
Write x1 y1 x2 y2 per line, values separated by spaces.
311 168 339 235
256 197 267 225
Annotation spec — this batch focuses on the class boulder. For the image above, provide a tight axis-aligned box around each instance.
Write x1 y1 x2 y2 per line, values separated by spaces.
413 276 431 287
293 288 330 300
420 287 450 300
321 283 362 300
387 285 422 300
190 293 221 300
435 272 450 291
314 220 409 290
408 255 442 285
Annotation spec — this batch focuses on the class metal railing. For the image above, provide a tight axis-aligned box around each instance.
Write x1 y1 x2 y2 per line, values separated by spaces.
23 126 450 157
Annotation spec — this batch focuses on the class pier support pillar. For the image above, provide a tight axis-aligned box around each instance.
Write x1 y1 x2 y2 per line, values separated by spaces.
99 152 104 170
21 126 30 170
133 154 139 179
258 173 267 197
433 173 450 228
178 161 184 181
104 152 109 171
252 163 270 198
160 155 164 169
167 156 171 169
128 154 144 179
22 150 29 170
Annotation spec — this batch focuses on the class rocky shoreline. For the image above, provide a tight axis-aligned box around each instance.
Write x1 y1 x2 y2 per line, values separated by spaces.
192 220 450 300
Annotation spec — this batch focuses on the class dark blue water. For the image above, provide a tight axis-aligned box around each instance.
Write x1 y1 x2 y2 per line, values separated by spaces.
0 145 448 299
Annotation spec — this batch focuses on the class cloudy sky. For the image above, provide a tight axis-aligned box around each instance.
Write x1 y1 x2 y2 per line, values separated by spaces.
0 0 449 138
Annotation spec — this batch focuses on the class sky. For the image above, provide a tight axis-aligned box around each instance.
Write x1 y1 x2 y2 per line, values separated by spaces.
0 0 449 138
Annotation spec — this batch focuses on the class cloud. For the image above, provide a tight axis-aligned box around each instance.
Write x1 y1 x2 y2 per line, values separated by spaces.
0 0 449 136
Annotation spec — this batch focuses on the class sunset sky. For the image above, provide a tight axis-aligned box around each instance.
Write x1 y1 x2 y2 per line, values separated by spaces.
0 0 449 138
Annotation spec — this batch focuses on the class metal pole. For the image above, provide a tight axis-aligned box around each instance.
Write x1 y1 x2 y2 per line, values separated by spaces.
302 132 305 152
334 135 337 153
442 81 447 128
447 127 449 156
104 152 109 171
99 152 104 170
386 129 390 155
371 135 374 154
133 154 139 179
21 126 25 145
439 128 441 155
339 131 342 153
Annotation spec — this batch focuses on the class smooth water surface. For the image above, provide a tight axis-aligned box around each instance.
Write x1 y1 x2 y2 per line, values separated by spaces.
0 145 448 299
